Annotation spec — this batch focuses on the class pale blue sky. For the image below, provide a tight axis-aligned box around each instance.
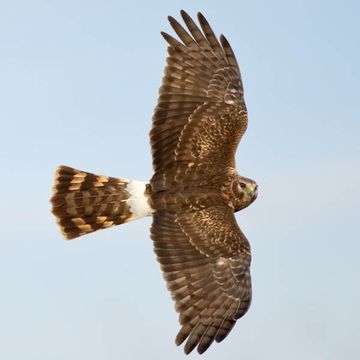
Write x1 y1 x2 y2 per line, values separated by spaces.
1 1 359 359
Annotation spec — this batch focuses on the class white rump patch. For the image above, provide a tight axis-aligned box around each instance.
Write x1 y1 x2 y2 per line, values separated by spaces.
126 180 153 219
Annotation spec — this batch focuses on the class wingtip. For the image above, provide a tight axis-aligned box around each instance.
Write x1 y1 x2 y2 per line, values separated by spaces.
197 12 214 34
168 15 179 26
220 34 227 49
197 11 206 23
184 342 196 355
215 333 227 343
160 31 172 43
197 344 208 355
175 332 187 346
180 9 190 20
220 33 229 46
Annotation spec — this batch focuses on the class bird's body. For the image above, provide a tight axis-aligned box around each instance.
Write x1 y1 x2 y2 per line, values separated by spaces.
51 11 258 354
150 164 257 213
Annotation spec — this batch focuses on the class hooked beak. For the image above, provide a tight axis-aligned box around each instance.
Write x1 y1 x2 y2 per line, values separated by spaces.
249 184 258 199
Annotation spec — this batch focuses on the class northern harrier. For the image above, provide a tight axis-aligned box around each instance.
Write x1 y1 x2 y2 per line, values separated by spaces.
51 11 258 354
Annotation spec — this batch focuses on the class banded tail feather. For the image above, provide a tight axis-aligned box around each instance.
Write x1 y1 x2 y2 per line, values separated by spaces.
51 166 153 239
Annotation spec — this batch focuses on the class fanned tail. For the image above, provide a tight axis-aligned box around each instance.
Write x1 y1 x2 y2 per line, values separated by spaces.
51 166 153 239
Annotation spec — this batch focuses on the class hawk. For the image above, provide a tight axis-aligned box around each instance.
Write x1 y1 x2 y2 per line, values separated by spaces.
51 10 258 354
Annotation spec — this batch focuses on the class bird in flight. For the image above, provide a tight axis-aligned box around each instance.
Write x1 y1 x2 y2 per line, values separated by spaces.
51 10 258 354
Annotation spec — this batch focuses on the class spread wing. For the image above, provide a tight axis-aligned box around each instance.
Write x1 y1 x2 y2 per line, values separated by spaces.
151 204 252 354
151 11 248 173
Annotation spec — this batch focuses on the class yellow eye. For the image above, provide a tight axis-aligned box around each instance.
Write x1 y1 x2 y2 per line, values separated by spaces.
233 181 247 195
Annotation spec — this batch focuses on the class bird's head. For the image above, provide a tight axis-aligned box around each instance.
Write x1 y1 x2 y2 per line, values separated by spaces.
231 176 258 211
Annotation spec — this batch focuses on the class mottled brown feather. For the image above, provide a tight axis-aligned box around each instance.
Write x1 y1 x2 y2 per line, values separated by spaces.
50 11 256 356
150 208 252 354
51 166 135 239
151 10 247 173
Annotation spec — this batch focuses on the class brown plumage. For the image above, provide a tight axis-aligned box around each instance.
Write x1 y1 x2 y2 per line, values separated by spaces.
51 166 139 239
51 10 258 355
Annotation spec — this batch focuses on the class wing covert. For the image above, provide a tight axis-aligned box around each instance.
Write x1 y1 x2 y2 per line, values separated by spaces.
151 205 252 354
151 11 247 172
